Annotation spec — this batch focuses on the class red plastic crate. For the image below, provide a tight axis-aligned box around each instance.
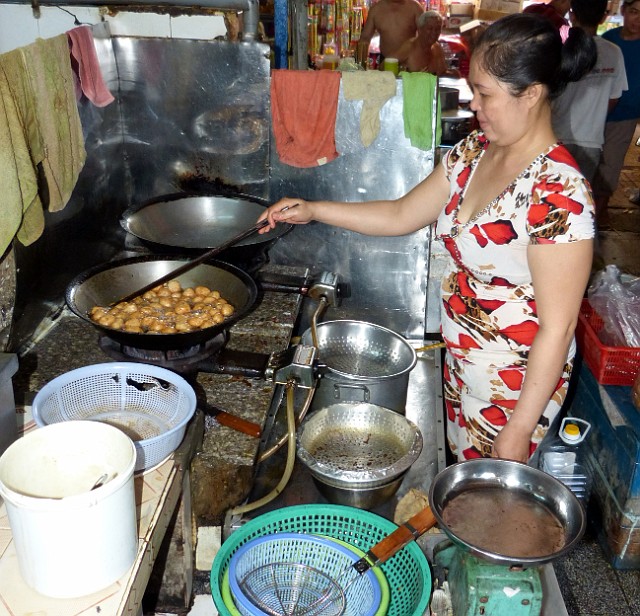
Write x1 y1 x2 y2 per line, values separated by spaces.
575 299 640 386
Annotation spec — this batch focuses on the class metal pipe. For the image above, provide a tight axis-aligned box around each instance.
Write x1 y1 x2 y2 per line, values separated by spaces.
6 0 260 40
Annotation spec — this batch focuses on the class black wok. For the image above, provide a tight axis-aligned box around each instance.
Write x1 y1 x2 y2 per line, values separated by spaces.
120 193 291 254
66 255 258 350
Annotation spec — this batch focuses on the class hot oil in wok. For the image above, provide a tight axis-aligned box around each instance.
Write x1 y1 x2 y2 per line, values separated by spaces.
309 428 407 471
441 487 565 558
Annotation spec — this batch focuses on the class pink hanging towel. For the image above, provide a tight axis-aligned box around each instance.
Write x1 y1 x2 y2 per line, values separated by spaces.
271 69 341 168
66 25 115 107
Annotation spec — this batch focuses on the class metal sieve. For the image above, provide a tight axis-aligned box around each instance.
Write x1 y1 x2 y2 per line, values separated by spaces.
301 321 416 380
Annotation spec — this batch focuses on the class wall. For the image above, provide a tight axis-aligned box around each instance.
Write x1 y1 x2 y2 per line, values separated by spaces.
0 3 226 54
1 30 440 353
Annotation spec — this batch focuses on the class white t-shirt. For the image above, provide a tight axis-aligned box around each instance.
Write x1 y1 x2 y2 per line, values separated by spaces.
552 36 628 149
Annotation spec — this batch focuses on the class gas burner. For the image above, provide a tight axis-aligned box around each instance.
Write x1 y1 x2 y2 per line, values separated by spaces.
99 332 228 373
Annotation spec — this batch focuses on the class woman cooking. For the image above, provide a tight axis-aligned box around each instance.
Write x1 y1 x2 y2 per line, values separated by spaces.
259 14 597 463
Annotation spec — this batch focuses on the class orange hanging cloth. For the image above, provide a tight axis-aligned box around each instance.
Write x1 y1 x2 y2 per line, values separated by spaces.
271 69 341 168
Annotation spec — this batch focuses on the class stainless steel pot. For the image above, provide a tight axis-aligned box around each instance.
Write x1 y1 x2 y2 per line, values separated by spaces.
441 109 475 145
296 403 423 509
311 475 405 510
301 321 417 413
439 86 460 111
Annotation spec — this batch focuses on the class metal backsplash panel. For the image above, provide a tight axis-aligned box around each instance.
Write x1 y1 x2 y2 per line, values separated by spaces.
114 37 272 203
268 81 438 339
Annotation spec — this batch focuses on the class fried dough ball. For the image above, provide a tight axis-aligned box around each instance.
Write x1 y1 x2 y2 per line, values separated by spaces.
89 279 236 335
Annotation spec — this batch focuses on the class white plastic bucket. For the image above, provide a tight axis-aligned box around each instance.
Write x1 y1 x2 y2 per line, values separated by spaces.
0 420 138 598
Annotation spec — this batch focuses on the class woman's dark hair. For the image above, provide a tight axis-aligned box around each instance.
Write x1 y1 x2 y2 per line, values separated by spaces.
473 13 597 100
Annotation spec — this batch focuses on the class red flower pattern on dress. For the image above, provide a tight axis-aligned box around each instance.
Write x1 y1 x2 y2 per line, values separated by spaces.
480 405 508 426
498 368 524 391
447 295 467 315
500 321 539 346
490 276 511 286
452 332 483 349
476 298 504 313
445 190 461 215
547 145 579 168
446 398 456 422
491 397 518 410
457 272 476 298
544 193 585 215
462 447 483 459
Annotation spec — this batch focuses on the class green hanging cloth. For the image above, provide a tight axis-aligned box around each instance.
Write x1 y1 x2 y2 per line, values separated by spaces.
401 72 441 151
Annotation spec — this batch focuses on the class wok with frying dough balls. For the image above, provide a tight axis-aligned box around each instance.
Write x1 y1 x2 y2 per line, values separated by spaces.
89 280 236 334
66 256 258 350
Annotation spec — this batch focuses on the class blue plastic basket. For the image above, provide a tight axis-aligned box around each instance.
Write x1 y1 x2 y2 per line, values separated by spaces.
211 504 432 616
228 533 382 616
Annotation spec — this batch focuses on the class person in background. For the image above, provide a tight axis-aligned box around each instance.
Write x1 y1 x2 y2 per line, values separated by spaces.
395 11 449 75
591 0 640 220
551 0 628 184
259 14 597 463
356 0 424 66
523 0 571 39
458 19 488 78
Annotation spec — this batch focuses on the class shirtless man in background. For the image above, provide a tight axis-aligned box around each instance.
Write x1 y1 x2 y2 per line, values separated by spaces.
357 0 425 64
395 10 449 74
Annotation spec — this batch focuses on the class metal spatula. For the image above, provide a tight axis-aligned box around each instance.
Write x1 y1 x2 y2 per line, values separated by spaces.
110 205 295 306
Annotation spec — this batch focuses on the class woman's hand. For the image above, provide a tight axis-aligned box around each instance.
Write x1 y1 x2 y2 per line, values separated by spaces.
491 418 533 463
257 197 314 234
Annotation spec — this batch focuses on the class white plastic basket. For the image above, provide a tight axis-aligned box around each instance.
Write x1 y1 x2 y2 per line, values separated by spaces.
32 362 197 472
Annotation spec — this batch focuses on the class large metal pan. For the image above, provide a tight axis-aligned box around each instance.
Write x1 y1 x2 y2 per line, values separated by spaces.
66 255 258 350
352 458 585 574
120 193 291 252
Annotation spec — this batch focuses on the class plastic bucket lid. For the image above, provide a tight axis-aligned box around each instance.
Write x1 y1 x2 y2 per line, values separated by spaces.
0 421 138 598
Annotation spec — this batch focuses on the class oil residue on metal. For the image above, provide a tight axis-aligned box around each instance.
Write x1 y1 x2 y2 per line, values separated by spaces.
441 487 565 558
308 428 407 471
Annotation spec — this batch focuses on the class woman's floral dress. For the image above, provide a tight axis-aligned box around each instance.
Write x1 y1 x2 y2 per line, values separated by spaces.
435 131 596 460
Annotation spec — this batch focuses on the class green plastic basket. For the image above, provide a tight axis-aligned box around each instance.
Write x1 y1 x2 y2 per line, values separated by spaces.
211 504 432 616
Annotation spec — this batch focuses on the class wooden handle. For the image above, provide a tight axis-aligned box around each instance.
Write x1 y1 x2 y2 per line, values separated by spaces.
366 506 438 567
212 410 262 438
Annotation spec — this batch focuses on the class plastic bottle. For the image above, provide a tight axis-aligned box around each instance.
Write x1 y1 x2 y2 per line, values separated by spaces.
537 417 592 504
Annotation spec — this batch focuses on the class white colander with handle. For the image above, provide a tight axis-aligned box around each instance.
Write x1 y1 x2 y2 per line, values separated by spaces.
32 362 197 472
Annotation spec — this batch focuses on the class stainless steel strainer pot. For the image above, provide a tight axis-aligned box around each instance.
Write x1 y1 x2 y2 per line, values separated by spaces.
301 320 417 413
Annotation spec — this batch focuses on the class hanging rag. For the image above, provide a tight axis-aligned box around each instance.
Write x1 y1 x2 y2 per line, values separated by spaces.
0 35 86 256
0 50 44 254
270 69 341 168
401 71 441 151
67 25 115 108
21 35 87 213
341 71 397 148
